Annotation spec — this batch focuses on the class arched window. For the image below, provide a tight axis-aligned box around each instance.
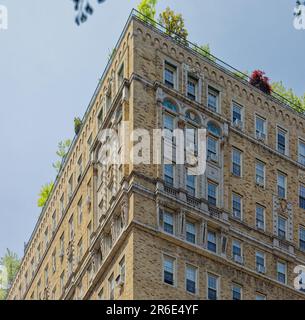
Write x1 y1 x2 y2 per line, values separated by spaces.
163 99 178 113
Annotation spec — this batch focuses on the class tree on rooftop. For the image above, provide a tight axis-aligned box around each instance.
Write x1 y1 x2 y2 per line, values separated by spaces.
52 139 72 173
159 7 188 43
37 182 54 208
137 0 158 24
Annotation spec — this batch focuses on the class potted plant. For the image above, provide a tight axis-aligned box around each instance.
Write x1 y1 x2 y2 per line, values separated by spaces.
249 70 272 95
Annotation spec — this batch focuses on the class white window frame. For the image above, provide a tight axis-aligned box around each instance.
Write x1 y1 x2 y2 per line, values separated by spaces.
231 101 244 128
232 193 243 220
276 126 288 156
255 114 267 141
232 148 242 177
207 86 220 113
277 172 287 199
185 264 198 295
299 138 305 166
164 60 178 90
207 273 219 300
162 254 176 287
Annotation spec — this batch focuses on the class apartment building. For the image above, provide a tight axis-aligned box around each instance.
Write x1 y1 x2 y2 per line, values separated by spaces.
7 10 305 300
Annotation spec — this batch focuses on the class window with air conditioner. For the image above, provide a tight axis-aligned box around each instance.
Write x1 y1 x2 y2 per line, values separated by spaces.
255 204 265 230
232 102 243 129
255 161 265 187
232 193 242 220
256 252 266 274
232 240 243 264
255 115 266 141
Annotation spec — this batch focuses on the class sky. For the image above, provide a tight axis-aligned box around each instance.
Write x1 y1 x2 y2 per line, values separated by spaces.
0 0 304 260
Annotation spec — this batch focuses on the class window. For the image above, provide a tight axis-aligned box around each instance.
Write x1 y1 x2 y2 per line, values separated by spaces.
232 102 243 127
256 252 265 273
44 227 49 248
232 148 242 177
164 61 177 89
278 216 287 240
256 293 266 300
207 136 218 162
207 181 218 206
256 204 265 230
60 233 65 259
163 211 174 235
119 257 126 285
68 175 73 199
186 265 197 294
52 250 56 273
299 184 305 210
108 274 115 300
208 87 219 112
277 262 287 284
163 113 175 145
299 140 305 165
87 222 92 247
77 155 83 182
277 172 286 199
117 63 124 88
52 211 57 234
255 115 266 140
187 75 198 101
164 164 174 186
78 198 83 225
69 215 74 241
207 274 218 300
163 256 175 286
232 284 242 300
232 240 242 261
207 231 217 253
277 127 287 155
186 221 196 244
44 265 49 287
300 227 305 251
78 238 83 263
60 194 64 217
60 272 65 294
255 161 265 187
232 193 242 220
186 175 196 197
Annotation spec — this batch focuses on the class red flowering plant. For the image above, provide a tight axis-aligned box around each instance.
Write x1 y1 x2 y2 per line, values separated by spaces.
249 70 272 95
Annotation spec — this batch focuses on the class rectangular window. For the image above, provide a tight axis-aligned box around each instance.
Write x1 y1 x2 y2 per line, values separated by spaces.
277 127 287 155
277 262 287 284
277 172 286 199
208 87 219 112
278 216 287 240
52 250 56 273
87 221 92 247
163 256 175 286
186 265 197 294
256 293 266 300
60 194 64 217
255 115 266 141
207 231 217 253
164 61 177 89
255 161 265 187
232 102 243 127
256 204 265 230
207 181 218 206
119 256 126 285
207 136 218 162
78 198 83 225
256 251 265 273
232 193 242 220
300 227 305 251
232 240 242 261
68 175 73 200
207 274 218 300
187 75 198 101
232 148 242 177
299 140 305 165
186 175 196 197
52 211 57 234
69 215 74 241
108 274 115 300
44 227 49 248
60 233 65 259
232 283 242 300
164 164 174 186
117 63 124 88
299 185 305 210
186 221 196 244
60 272 65 294
44 266 49 287
163 211 174 235
78 238 83 263
77 155 83 182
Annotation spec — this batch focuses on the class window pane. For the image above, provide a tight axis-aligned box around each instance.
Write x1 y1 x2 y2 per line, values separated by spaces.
299 141 305 165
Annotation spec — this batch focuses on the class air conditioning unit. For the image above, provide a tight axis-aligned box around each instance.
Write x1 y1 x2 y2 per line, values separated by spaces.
233 210 241 219
257 221 264 230
233 119 243 130
233 254 243 264
256 132 266 142
256 176 264 187
208 153 218 162
257 265 266 274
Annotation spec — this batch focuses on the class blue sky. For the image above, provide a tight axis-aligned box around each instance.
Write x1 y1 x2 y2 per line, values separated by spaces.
0 0 304 259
